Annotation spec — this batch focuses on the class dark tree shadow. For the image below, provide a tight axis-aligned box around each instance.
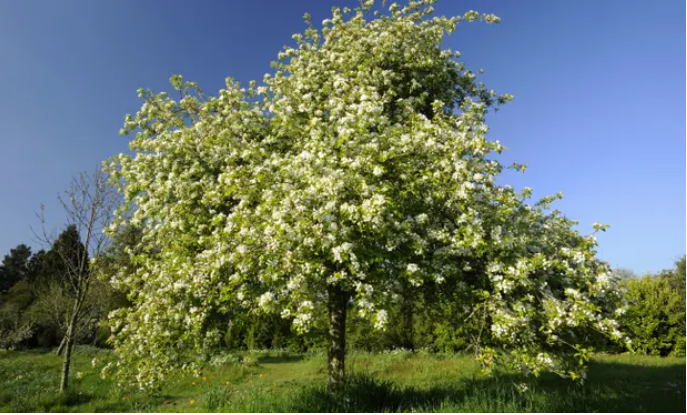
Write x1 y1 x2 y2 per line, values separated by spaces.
256 354 305 364
278 360 685 413
25 390 99 412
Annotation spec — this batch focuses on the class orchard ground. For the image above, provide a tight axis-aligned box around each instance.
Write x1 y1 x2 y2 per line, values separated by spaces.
0 347 684 412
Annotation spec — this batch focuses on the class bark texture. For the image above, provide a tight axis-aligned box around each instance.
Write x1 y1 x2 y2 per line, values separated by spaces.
60 302 80 392
400 284 415 351
327 285 348 388
55 336 66 356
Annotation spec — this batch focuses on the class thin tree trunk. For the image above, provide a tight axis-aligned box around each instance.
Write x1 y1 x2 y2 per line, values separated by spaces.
60 301 80 393
327 285 347 389
271 319 281 350
401 283 414 351
92 316 99 346
55 335 66 356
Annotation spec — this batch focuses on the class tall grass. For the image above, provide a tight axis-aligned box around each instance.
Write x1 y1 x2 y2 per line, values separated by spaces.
0 347 684 412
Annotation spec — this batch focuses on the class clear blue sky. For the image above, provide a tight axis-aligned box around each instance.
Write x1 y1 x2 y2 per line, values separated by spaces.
0 0 683 275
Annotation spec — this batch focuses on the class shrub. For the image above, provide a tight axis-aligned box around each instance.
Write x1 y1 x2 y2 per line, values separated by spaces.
621 272 685 356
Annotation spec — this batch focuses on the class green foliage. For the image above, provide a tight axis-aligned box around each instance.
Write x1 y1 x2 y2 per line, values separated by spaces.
621 258 686 357
0 244 32 296
46 224 89 286
219 312 312 352
345 288 485 353
664 256 686 303
0 224 125 350
0 280 36 348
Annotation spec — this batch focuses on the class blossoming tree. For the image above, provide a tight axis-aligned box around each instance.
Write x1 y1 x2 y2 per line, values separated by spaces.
105 0 628 388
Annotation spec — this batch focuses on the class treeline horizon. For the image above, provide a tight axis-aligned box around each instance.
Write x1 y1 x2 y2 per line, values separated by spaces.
1 223 684 357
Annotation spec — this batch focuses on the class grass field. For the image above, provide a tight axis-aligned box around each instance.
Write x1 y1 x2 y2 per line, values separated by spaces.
0 347 684 412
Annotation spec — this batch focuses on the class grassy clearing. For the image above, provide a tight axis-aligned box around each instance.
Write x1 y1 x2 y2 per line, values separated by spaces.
0 347 684 412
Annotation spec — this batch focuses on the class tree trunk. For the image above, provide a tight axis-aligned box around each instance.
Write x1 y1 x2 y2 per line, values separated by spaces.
271 319 281 350
59 330 74 392
55 335 66 356
327 285 347 389
401 283 414 351
92 317 99 346
60 302 80 393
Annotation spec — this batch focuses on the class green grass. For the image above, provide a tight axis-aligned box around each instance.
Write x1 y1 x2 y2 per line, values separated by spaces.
0 347 684 412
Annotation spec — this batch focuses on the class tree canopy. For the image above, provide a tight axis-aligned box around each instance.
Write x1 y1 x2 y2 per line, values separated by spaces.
105 0 628 388
0 244 32 296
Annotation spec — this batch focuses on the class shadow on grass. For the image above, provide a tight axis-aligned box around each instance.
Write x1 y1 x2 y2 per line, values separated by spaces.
223 360 685 413
289 374 512 412
256 354 306 364
86 394 168 412
6 389 98 413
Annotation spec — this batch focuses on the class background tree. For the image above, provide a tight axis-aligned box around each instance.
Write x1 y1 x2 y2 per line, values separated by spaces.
0 280 35 348
611 267 636 281
621 274 685 356
0 244 32 297
36 225 89 355
663 256 686 303
619 256 686 357
37 168 118 392
0 231 93 350
26 249 47 283
106 0 627 389
91 223 144 345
